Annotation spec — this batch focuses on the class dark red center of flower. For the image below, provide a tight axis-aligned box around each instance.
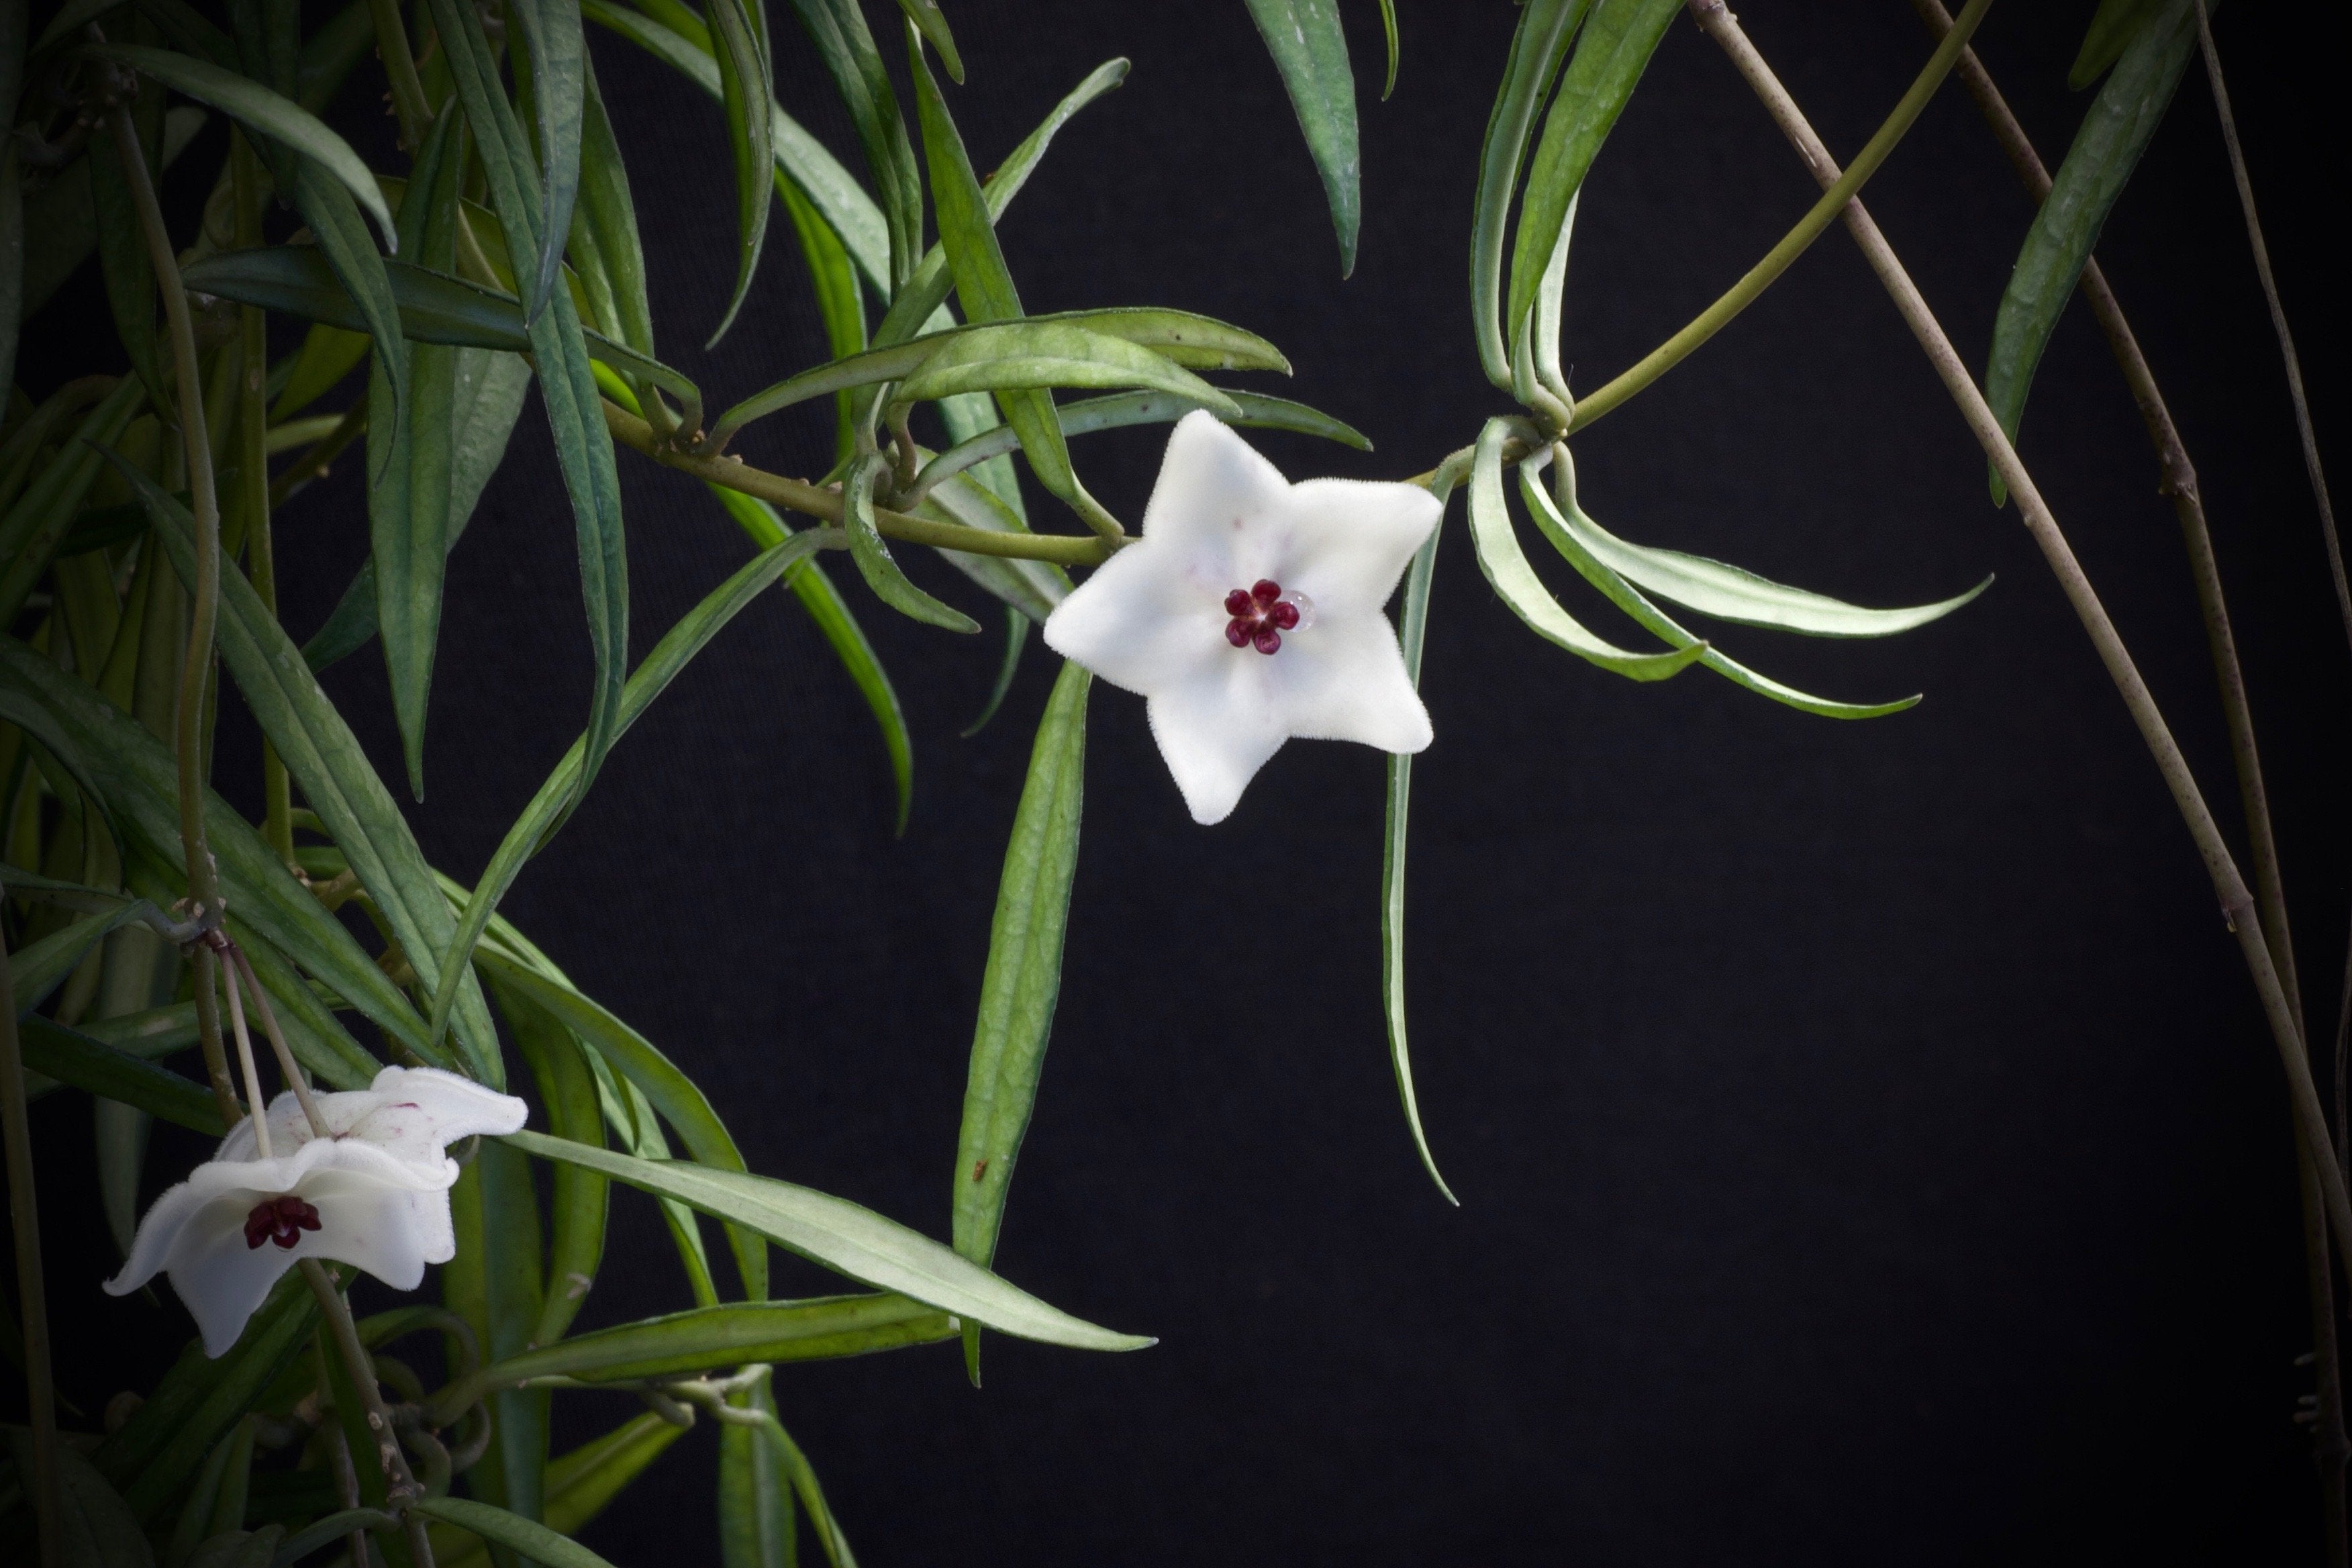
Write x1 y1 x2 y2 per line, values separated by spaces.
1224 579 1300 654
243 1195 323 1251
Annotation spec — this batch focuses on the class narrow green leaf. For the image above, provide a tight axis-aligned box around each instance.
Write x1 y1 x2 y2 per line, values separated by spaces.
1241 0 1361 275
1505 0 1677 354
1377 0 1399 99
506 1128 1154 1353
871 56 1129 352
572 45 660 383
292 161 407 464
446 1139 551 1547
505 0 589 321
15 1014 223 1134
1382 471 1455 1204
0 375 145 627
415 1498 621 1568
583 0 891 295
5 1429 156 1567
1545 481 1989 636
1471 0 1586 387
91 44 397 251
1519 452 1920 718
370 107 466 799
427 0 628 814
960 606 1028 738
15 104 202 321
2070 0 2167 88
705 0 776 343
1465 418 1698 681
87 85 168 413
891 323 1243 417
719 1380 796 1568
0 650 432 1064
452 1295 952 1398
908 41 1104 525
846 450 981 632
267 326 369 421
918 471 1067 625
482 954 769 1304
895 0 960 81
953 657 1089 1375
430 1414 687 1568
7 900 160 1015
777 159 867 462
501 972 609 1346
787 0 920 288
1984 0 2202 503
424 531 829 1046
132 467 507 1081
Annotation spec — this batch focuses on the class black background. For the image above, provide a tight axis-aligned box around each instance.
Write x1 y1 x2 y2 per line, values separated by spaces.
17 1 2352 1561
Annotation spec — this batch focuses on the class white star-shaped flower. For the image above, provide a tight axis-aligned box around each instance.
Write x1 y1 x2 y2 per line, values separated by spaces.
106 1067 528 1355
1043 412 1440 824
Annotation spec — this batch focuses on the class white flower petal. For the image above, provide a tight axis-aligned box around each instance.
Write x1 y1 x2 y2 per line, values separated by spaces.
1042 543 1228 698
1265 611 1433 753
341 1067 528 1169
1145 658 1291 824
1279 477 1442 619
293 1167 458 1289
1136 411 1293 568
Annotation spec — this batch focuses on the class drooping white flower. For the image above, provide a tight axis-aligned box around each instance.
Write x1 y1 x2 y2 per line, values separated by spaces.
1043 412 1441 824
107 1067 528 1356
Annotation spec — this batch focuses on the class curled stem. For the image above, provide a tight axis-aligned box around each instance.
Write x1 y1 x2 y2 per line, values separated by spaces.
301 1259 438 1567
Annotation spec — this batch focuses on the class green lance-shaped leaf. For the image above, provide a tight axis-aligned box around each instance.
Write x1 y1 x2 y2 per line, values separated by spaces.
909 32 1107 533
1241 0 1361 276
1376 0 1399 98
788 0 920 289
504 978 609 1345
2071 0 2168 89
482 954 770 1303
14 1014 223 1134
1546 480 1989 637
712 307 1277 446
416 1498 623 1568
1471 0 1587 389
181 245 701 434
15 103 204 322
223 0 301 192
954 657 1089 1380
428 1414 687 1568
426 0 629 805
440 1295 952 1408
705 0 777 344
370 107 465 800
7 899 166 1015
1505 0 1677 356
962 605 1028 738
846 449 981 632
891 323 1244 417
5 1426 154 1566
1518 452 1922 718
268 323 369 421
88 44 396 252
895 0 961 81
446 1138 552 1542
582 0 890 297
0 643 436 1063
0 376 144 630
424 532 829 1046
1465 418 1698 681
293 160 408 464
778 157 867 462
505 1128 1155 1353
720 1379 796 1568
571 46 660 404
1383 472 1457 1204
872 56 1129 352
128 465 508 1081
912 388 1366 502
1985 0 2204 505
87 81 169 413
101 1274 317 1518
504 0 588 322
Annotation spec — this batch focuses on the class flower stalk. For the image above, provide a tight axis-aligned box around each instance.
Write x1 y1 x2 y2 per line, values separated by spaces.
1679 0 2352 1261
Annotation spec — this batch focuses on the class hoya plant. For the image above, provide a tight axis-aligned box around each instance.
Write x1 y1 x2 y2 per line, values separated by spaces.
2 0 2337 1561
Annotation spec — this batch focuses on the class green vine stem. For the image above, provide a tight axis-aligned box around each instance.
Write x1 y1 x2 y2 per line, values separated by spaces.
228 132 296 872
1 928 64 1568
300 1259 440 1568
602 399 1114 566
1908 3 2347 1551
366 0 436 150
1561 0 1992 434
1679 0 2352 1261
